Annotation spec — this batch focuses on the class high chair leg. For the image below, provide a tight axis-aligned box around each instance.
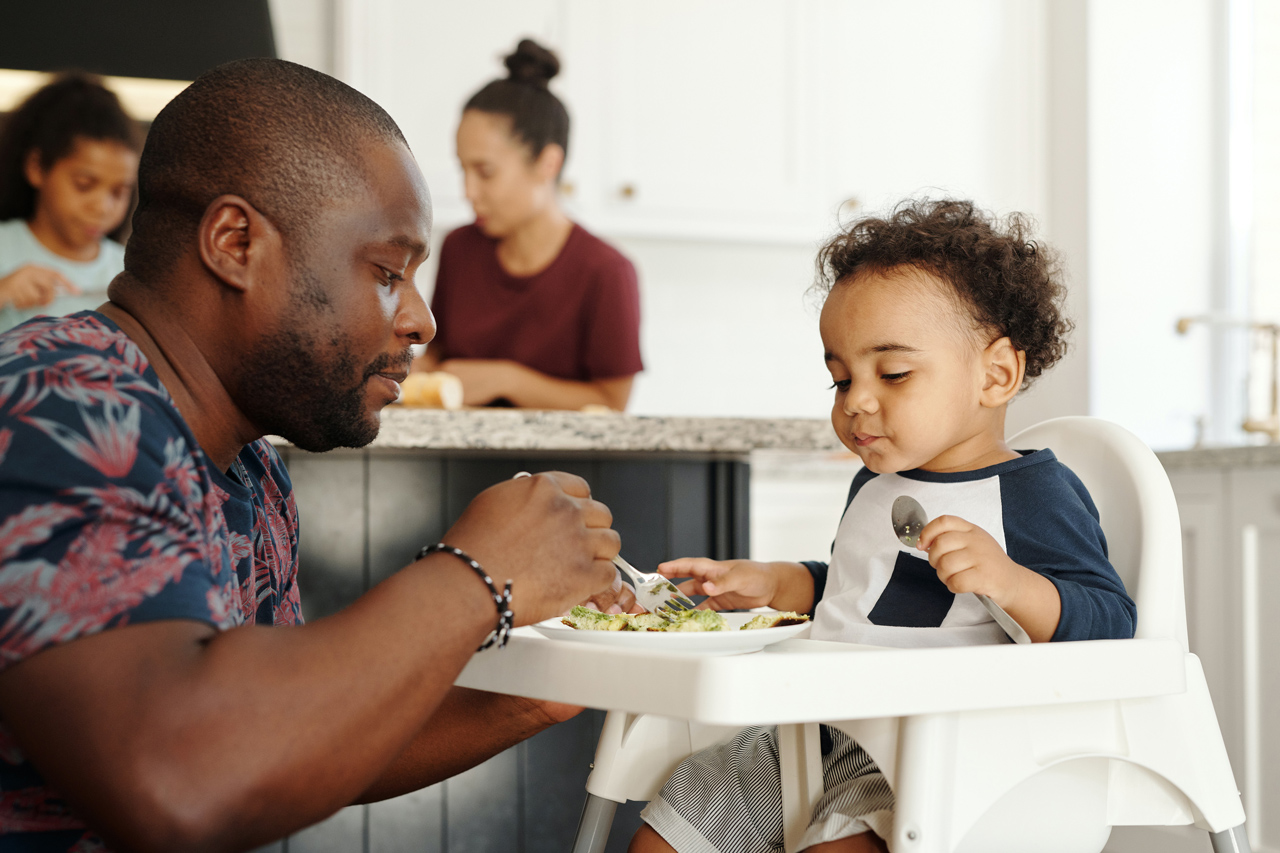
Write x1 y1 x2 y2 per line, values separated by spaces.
572 793 618 853
1210 824 1253 853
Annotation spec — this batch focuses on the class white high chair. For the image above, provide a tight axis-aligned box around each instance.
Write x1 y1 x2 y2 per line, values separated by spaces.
570 417 1251 853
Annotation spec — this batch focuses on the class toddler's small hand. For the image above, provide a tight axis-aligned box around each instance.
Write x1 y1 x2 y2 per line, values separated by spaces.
917 515 1021 604
656 558 776 611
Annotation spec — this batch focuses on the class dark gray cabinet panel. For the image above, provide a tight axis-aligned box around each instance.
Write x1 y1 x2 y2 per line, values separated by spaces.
369 786 444 852
368 454 447 585
288 803 365 853
273 447 747 851
285 450 367 622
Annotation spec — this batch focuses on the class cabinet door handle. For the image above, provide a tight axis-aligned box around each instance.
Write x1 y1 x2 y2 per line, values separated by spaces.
619 183 637 199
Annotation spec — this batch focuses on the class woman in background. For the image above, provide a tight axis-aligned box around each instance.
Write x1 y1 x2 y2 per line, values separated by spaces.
415 39 643 410
0 73 140 332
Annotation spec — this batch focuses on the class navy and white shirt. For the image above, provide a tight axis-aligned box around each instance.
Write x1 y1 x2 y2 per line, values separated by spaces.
804 450 1135 647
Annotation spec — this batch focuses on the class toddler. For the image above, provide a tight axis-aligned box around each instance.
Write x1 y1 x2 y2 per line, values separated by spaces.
0 73 140 332
630 199 1136 853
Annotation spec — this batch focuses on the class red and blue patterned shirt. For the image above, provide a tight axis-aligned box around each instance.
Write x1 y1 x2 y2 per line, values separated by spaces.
0 312 302 850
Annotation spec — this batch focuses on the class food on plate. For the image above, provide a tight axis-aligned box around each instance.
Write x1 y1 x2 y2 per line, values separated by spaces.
560 606 809 633
561 605 726 632
629 612 671 631
740 611 810 630
397 371 463 409
664 609 727 632
560 606 631 631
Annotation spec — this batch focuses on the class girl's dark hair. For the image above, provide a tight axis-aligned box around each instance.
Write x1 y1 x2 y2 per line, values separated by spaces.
815 198 1072 388
464 38 570 168
0 73 141 224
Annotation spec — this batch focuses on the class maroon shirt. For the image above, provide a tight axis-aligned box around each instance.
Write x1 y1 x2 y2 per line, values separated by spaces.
430 223 643 381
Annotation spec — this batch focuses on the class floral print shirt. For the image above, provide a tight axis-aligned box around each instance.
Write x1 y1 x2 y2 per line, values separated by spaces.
0 312 301 850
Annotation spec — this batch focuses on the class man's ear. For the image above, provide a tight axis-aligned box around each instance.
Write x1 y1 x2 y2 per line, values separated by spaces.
23 150 45 190
980 336 1026 408
197 195 281 294
535 143 565 185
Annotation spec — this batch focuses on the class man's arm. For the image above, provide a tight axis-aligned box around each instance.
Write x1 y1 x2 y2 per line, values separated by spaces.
0 472 618 853
354 687 579 802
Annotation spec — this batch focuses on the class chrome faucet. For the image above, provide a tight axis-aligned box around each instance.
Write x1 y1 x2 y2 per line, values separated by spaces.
1177 316 1280 443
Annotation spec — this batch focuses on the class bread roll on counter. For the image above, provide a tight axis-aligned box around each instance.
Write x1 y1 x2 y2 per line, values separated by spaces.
397 371 463 409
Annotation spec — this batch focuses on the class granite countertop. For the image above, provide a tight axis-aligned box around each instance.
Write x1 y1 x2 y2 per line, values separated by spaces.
334 408 846 454
1156 443 1280 469
279 407 1280 464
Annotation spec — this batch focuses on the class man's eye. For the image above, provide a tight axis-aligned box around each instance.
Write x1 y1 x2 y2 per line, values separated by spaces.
881 372 911 383
378 268 404 287
829 379 851 391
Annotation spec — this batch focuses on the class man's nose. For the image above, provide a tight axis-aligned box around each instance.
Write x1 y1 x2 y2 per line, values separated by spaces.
396 284 435 345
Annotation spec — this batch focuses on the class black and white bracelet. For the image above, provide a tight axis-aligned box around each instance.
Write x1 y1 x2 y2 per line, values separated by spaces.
416 543 514 650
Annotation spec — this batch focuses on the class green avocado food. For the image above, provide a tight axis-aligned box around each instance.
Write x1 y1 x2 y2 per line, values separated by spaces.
740 611 810 630
560 606 809 632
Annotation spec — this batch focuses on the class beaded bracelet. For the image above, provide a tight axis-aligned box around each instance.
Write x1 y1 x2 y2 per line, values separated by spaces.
416 543 514 650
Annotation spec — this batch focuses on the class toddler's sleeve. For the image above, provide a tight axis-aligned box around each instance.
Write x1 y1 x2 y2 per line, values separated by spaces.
1001 463 1136 641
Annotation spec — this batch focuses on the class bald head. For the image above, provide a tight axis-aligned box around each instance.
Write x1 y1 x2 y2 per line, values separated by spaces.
124 58 408 284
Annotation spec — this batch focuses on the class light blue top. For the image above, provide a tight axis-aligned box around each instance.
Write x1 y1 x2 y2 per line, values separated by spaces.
0 218 125 332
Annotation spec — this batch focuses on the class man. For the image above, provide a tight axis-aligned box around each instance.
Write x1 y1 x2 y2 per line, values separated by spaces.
0 59 623 852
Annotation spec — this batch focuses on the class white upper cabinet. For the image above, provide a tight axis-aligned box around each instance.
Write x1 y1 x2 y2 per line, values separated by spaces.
559 0 822 240
338 0 1046 243
809 0 1046 222
336 0 565 224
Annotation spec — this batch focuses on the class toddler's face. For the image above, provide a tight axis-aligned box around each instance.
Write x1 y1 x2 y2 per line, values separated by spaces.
820 266 1002 473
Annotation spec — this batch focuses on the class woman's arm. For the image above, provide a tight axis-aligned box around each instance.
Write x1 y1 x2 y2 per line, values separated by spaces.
439 358 635 411
412 339 446 372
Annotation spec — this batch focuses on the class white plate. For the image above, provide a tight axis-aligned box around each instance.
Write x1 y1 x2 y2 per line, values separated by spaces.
531 611 811 654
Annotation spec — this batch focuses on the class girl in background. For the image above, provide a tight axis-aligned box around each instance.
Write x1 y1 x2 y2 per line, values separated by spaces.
414 39 643 410
0 73 140 332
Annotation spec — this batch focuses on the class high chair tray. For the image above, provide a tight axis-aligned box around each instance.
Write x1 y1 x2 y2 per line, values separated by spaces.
456 632 1186 726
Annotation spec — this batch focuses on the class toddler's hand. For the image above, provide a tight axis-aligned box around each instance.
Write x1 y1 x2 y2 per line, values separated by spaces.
917 515 1022 605
656 558 777 611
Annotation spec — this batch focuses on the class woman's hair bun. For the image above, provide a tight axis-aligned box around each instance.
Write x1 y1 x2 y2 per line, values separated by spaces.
504 38 560 87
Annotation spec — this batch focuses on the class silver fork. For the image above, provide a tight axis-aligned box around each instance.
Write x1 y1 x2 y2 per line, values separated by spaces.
612 555 698 618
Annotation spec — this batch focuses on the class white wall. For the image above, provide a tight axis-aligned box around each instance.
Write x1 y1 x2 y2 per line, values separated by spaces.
267 0 334 74
1087 0 1219 451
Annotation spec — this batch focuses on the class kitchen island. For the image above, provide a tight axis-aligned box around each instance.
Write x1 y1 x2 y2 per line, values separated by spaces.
267 409 842 853
274 408 843 622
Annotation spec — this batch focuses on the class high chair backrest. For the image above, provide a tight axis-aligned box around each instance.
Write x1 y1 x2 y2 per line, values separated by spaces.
1010 416 1188 650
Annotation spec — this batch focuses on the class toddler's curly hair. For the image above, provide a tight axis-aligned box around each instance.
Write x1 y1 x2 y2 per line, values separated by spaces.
814 198 1072 388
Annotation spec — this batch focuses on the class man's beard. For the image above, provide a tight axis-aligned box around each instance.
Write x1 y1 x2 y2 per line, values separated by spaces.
234 269 410 453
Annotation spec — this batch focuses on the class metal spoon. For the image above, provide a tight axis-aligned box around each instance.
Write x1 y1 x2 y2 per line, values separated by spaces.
890 495 1031 644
